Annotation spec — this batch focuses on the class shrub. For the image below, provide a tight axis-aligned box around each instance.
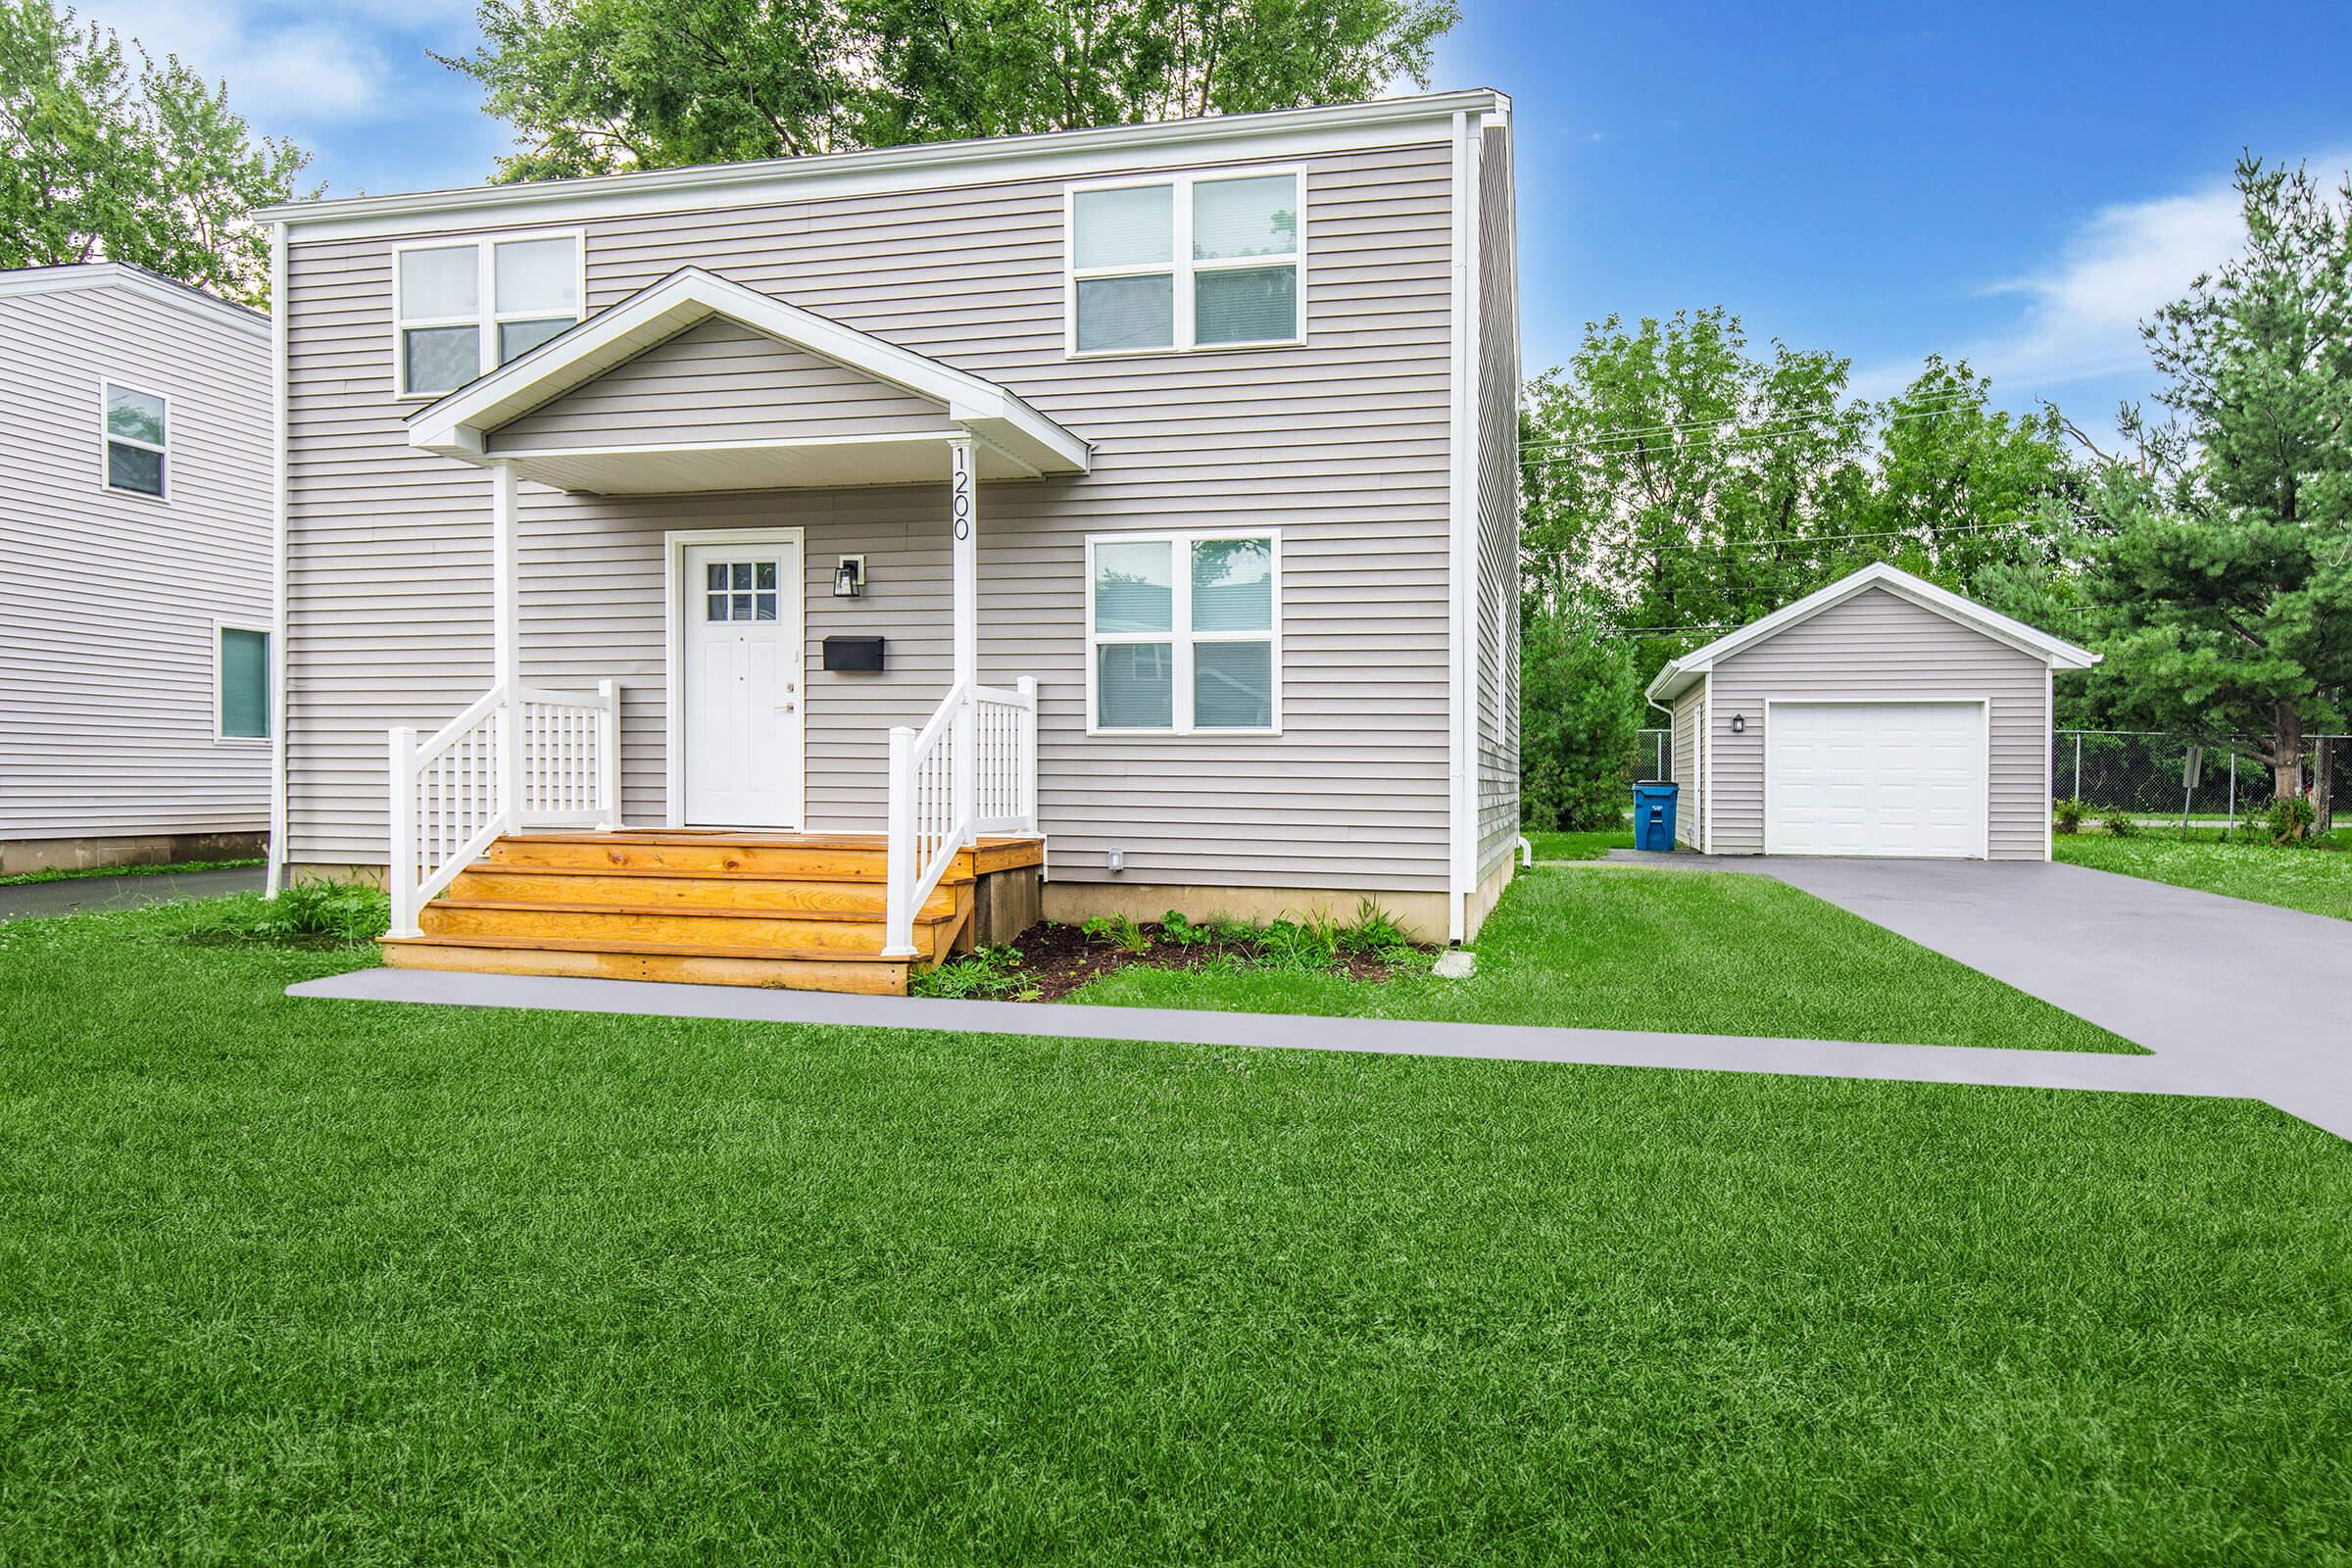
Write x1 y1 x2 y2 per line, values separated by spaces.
1519 609 1643 831
909 944 1032 1000
2101 812 2138 838
1081 912 1150 954
2264 794 2318 846
2052 798 2086 835
187 880 389 946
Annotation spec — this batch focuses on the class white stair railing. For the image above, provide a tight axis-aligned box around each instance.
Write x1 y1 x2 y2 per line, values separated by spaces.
883 676 1036 957
386 679 619 938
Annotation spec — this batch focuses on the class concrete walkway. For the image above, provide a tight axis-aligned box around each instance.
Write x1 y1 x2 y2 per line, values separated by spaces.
0 864 264 921
290 967 2220 1099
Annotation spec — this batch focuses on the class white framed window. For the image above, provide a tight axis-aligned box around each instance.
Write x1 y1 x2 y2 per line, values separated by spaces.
1065 169 1303 357
1086 530 1280 735
215 621 270 742
392 228 584 399
101 380 169 498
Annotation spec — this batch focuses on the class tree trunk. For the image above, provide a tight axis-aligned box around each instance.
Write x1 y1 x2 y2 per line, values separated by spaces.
2273 702 2305 802
2315 736 2334 835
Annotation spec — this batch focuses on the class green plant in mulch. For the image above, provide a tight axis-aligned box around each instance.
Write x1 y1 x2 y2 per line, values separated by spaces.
909 944 1035 1000
183 880 390 947
1081 912 1152 955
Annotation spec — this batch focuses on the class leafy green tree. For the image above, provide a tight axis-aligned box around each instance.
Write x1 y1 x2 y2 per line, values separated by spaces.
441 0 1457 182
1518 607 1642 831
2081 157 2352 803
1869 356 2084 589
0 0 311 305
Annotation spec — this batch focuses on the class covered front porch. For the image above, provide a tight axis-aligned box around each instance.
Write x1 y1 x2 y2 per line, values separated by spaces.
378 269 1090 989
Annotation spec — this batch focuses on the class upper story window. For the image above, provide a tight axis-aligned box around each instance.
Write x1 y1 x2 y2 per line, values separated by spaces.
102 381 169 498
394 230 583 398
1087 530 1280 734
1066 171 1302 356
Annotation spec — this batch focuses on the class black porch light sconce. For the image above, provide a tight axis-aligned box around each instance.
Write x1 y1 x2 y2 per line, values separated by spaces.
1731 712 1746 734
833 554 865 599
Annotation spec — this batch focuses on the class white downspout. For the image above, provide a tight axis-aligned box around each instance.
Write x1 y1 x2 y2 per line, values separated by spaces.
266 220 290 895
1445 109 1481 943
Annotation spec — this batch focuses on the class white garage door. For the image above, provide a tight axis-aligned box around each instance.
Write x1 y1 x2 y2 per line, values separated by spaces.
1764 701 1985 858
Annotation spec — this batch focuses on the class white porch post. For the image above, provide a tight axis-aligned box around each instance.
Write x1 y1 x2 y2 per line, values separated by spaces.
492 462 523 834
950 437 979 831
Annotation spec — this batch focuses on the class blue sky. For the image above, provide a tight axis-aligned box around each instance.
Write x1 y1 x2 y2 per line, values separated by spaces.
102 0 2352 437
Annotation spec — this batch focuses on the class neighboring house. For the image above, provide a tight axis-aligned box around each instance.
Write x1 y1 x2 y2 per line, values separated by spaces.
257 90 1521 991
1647 564 2099 859
0 265 274 874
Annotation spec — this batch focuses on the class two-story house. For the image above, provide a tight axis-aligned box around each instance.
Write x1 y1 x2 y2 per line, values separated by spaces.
259 88 1521 993
0 265 273 873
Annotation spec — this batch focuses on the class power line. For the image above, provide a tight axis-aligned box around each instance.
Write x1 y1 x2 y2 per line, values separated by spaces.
1518 395 2013 465
1514 389 1989 457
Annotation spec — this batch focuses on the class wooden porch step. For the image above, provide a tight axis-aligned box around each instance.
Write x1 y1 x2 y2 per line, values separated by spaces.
482 831 1044 880
418 898 963 961
380 934 913 994
446 865 959 918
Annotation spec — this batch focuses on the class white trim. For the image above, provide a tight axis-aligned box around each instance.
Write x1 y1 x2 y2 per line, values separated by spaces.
212 619 272 745
662 526 808 830
391 226 586 400
0 262 267 336
1444 109 1479 942
98 376 171 501
267 222 289 897
2043 664 2055 862
1082 528 1282 737
409 268 1091 478
1645 562 2102 703
259 91 1508 241
1759 697 1992 860
1700 680 1715 856
1062 165 1305 357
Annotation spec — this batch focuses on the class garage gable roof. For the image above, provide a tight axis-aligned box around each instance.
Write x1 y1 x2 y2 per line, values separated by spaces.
1644 562 2100 703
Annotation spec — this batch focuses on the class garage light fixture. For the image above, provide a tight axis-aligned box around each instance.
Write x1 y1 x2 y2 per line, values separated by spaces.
1731 713 1746 734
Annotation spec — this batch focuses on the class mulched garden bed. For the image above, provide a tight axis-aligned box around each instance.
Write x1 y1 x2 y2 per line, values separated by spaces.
992 920 1419 1003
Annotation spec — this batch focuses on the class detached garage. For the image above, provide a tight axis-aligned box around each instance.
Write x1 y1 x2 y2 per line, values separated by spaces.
1646 564 2099 860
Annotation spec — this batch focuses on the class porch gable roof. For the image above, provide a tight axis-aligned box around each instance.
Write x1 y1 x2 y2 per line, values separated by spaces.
405 267 1092 491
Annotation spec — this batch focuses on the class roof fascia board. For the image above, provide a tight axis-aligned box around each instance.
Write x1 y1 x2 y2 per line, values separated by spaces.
1670 564 2098 677
263 91 1504 243
410 267 1090 472
0 263 268 337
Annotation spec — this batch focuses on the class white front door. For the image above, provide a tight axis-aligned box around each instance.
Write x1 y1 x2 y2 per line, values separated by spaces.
681 539 803 828
1764 701 1986 858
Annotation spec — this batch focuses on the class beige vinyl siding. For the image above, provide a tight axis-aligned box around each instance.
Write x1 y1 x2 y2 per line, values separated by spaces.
1472 122 1522 877
0 275 271 842
282 138 1460 890
1703 587 2050 858
1670 682 1703 848
489 318 959 453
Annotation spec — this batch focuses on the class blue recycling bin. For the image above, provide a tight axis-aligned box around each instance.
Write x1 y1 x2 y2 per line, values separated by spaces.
1633 781 1679 852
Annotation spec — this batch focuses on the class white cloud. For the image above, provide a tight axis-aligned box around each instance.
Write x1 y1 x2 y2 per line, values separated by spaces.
80 0 441 122
1852 149 2352 405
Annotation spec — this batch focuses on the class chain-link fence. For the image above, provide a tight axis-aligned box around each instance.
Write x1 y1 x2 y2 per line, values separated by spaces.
2051 730 2350 830
1636 727 1669 783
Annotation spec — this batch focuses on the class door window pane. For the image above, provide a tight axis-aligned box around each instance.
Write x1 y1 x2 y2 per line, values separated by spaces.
1196 266 1298 345
1194 174 1298 260
220 628 269 738
105 384 166 444
1075 273 1174 353
107 441 164 496
399 245 477 318
404 325 480 395
1191 538 1273 630
1194 641 1273 729
494 236 576 315
1098 643 1173 728
1073 184 1173 269
498 318 570 363
1094 540 1174 632
707 593 728 621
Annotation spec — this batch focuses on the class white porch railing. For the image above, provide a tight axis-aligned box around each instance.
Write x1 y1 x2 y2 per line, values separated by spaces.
387 679 618 937
882 676 1037 957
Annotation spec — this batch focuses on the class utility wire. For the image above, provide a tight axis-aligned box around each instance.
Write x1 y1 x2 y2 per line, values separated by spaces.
1514 389 1990 456
1518 396 2011 464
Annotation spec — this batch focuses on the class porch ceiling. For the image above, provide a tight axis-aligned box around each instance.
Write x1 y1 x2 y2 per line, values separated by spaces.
406 267 1091 492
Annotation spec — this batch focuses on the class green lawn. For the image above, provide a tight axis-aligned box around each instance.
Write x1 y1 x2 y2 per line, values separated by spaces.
0 857 263 888
1 900 2347 1562
2056 829 2352 921
1523 827 1633 860
1067 866 2138 1054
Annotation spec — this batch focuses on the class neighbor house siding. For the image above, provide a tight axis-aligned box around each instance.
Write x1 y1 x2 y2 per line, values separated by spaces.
1702 587 2049 858
1472 121 1522 880
0 273 272 845
281 134 1464 893
1670 682 1703 848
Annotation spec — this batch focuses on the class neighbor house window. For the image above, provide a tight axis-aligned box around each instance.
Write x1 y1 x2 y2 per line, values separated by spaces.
394 230 582 397
1087 531 1279 733
1067 171 1302 355
218 624 270 741
102 381 168 497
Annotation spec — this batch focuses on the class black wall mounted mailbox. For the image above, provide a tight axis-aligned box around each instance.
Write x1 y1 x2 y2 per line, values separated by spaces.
822 635 886 672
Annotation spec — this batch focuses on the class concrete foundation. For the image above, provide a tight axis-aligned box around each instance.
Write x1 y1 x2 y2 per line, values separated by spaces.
1 830 266 876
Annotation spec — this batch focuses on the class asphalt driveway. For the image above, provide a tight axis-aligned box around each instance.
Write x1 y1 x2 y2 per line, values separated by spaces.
1752 857 2352 1139
0 865 265 922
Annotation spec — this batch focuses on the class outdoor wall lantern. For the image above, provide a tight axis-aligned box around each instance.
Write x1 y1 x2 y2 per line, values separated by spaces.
833 555 865 599
1731 713 1746 734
